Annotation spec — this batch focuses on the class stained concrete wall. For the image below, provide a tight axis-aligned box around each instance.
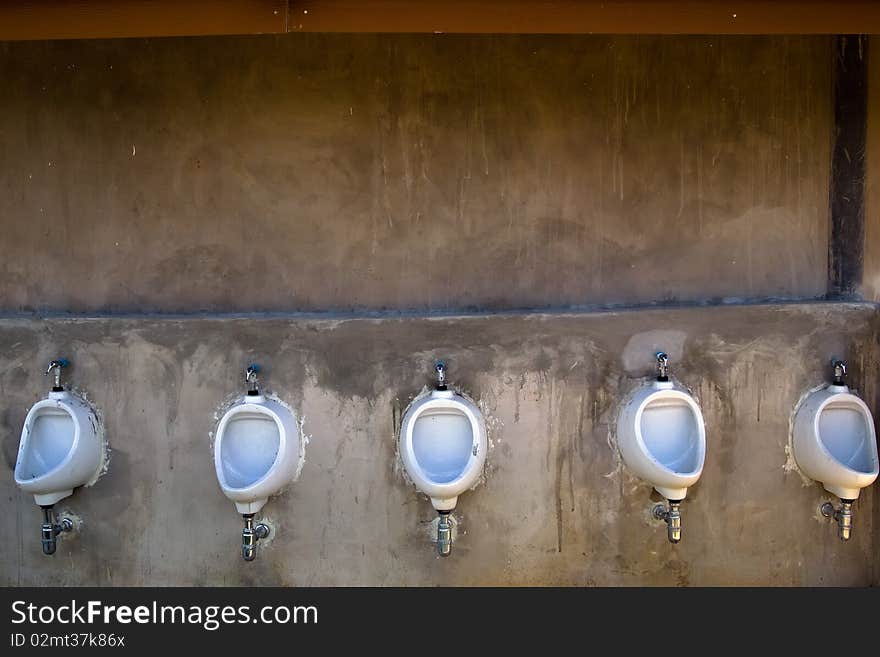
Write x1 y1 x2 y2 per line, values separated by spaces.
0 34 830 313
1 303 877 586
2 33 876 587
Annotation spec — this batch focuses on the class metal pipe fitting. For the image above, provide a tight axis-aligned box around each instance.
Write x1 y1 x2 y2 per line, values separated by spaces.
45 358 69 391
40 507 73 555
821 500 854 541
656 352 669 382
653 500 682 543
241 514 270 561
437 512 453 557
245 364 261 396
434 360 447 391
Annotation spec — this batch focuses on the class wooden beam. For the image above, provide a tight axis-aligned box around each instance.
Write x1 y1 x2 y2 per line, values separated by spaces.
0 1 287 41
288 1 880 35
3 1 880 41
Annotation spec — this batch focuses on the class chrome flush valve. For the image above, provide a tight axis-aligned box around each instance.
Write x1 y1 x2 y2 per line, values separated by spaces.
435 360 448 391
245 363 261 396
653 500 682 543
831 359 847 386
656 352 669 382
45 358 69 392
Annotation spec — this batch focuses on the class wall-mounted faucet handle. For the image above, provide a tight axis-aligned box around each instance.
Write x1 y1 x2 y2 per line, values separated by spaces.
241 514 270 561
656 352 669 382
45 358 69 390
434 360 447 390
831 359 847 386
245 363 261 395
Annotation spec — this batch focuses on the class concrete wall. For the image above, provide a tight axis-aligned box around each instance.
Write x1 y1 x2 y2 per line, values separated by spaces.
2 34 877 587
0 34 830 313
1 303 877 586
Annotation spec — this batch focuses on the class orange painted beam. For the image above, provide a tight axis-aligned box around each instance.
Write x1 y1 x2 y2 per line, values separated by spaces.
0 0 287 41
2 0 880 41
288 1 880 35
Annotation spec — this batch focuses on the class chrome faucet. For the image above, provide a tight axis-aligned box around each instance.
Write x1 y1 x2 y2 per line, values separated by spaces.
245 364 261 396
656 352 669 382
653 500 682 543
435 360 447 391
821 500 854 541
831 359 847 386
40 507 73 555
241 515 270 561
437 512 454 557
45 358 69 391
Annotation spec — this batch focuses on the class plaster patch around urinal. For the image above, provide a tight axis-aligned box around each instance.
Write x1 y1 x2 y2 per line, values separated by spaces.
784 382 826 487
641 502 668 528
209 391 308 495
394 384 497 496
615 370 706 503
254 514 278 550
622 331 687 376
19 386 112 488
474 388 502 491
393 386 432 490
606 373 701 483
60 386 110 489
55 508 84 532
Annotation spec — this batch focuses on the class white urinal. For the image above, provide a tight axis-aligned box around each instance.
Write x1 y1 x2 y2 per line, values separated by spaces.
399 361 487 555
14 360 104 554
15 360 103 507
793 360 878 541
616 353 706 543
214 365 302 560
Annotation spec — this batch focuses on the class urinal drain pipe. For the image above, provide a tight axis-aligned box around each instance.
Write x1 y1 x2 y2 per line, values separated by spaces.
437 511 453 557
653 500 682 544
241 514 270 561
821 500 854 541
40 506 73 556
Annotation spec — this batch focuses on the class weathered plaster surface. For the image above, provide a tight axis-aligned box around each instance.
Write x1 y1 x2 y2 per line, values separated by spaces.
1 303 876 586
0 34 830 313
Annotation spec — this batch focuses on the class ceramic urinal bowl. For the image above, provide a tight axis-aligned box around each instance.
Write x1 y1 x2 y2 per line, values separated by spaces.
214 391 301 515
15 388 103 507
400 388 488 512
793 378 878 502
617 375 706 502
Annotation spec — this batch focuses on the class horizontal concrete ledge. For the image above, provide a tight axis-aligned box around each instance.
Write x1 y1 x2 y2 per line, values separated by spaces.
0 298 871 324
1 300 874 394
